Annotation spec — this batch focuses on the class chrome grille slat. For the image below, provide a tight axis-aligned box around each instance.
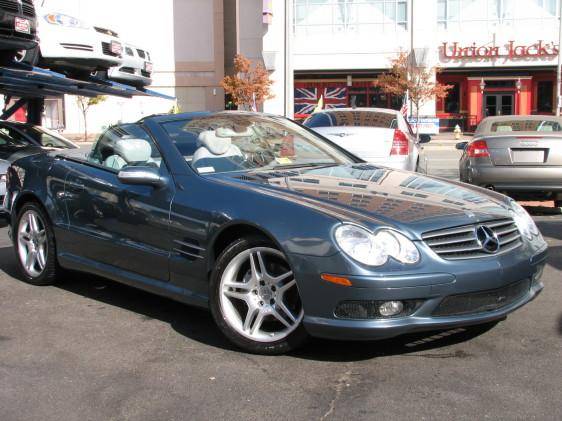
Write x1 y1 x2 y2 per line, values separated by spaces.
422 218 522 260
425 232 476 246
495 225 519 236
499 231 521 246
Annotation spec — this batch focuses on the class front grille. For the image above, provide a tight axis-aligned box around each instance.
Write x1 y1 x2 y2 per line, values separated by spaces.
61 43 94 52
102 42 119 57
21 0 35 16
119 67 135 74
422 218 522 260
432 279 530 317
0 0 18 13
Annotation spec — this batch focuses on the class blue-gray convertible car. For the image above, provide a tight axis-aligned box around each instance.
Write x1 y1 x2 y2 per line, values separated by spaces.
0 112 548 354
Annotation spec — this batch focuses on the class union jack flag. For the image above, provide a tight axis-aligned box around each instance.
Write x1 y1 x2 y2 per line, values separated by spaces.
294 87 318 115
323 87 348 109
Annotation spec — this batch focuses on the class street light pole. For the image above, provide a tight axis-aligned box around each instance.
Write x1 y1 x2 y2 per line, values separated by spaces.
284 0 294 119
556 0 562 117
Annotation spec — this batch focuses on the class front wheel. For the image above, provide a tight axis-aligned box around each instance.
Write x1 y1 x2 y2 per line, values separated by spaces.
14 202 61 286
210 237 308 354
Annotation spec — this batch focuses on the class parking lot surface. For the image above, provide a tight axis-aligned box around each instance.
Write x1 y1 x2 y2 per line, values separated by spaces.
1 147 561 420
1 219 561 421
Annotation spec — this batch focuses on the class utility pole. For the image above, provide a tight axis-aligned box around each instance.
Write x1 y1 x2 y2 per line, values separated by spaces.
284 0 294 119
556 0 562 117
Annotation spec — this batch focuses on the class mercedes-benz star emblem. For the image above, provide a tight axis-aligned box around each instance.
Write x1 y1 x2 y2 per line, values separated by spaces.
476 225 500 254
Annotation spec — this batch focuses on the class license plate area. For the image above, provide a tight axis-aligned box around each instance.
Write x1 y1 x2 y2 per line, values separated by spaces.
14 17 31 34
511 149 546 164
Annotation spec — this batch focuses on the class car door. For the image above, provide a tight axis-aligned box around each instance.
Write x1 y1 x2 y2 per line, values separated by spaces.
62 126 173 282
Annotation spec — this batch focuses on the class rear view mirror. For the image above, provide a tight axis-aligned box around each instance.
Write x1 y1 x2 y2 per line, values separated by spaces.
456 142 468 150
118 166 166 188
419 134 431 144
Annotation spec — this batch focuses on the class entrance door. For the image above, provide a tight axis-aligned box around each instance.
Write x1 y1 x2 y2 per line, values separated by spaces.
484 93 514 117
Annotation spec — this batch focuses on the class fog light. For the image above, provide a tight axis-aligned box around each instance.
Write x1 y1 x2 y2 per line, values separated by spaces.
379 301 404 317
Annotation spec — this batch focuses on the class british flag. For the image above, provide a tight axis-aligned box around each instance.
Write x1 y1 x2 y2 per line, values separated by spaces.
294 87 318 115
323 87 348 109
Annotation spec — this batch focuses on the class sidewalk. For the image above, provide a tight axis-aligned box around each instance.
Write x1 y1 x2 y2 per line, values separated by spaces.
426 132 473 147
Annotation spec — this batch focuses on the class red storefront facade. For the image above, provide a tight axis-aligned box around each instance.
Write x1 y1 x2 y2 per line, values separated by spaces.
436 69 556 131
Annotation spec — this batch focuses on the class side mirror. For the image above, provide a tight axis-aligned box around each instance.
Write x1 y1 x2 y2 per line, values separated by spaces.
456 142 469 151
118 166 166 188
419 134 431 144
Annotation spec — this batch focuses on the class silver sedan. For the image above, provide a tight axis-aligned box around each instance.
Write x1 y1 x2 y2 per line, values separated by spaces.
458 115 562 207
304 108 430 172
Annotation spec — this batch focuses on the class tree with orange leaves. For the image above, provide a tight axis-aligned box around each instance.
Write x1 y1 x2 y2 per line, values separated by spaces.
375 52 452 135
221 54 274 110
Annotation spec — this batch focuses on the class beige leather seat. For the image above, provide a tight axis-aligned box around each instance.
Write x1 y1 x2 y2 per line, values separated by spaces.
104 138 153 170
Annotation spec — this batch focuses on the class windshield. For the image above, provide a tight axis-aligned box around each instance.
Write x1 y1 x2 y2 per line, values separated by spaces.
161 113 355 174
19 126 76 149
489 119 562 133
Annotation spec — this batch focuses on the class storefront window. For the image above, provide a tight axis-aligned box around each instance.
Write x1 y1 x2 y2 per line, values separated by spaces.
444 82 460 113
537 81 554 113
294 0 408 35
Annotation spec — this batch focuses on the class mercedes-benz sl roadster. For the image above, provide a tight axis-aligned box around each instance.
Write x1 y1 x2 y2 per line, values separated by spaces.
0 112 547 354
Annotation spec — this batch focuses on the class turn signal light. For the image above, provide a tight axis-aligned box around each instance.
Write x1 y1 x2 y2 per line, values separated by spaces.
467 140 490 158
321 274 352 287
391 129 409 156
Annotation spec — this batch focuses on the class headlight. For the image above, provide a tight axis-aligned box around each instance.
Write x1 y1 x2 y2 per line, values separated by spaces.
44 13 90 29
334 224 420 267
510 201 540 241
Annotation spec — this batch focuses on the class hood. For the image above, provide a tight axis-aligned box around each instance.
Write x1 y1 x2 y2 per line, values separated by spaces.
210 164 514 239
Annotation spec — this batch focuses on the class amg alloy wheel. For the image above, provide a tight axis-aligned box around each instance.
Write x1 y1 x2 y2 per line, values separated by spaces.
14 203 61 285
210 237 308 354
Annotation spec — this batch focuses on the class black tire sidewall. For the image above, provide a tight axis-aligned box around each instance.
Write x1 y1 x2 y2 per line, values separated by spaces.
209 236 308 354
13 202 59 286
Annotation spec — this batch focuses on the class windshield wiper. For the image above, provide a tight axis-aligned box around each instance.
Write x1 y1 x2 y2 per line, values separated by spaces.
270 162 339 170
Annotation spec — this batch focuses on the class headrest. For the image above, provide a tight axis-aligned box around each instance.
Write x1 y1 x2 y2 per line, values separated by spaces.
114 138 152 163
215 127 253 138
198 130 232 155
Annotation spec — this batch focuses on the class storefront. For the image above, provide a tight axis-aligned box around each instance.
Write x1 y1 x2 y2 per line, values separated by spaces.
436 40 558 131
294 73 402 120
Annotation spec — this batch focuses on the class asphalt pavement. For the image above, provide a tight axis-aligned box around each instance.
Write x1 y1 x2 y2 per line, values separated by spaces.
1 146 561 421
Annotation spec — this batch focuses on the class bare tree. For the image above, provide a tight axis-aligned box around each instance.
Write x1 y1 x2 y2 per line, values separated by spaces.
75 95 107 141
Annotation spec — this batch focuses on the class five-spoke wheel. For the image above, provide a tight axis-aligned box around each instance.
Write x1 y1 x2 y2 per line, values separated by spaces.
211 237 308 354
14 202 60 285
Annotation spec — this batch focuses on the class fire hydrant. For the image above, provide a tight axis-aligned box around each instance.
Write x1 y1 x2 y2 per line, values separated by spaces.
454 124 462 140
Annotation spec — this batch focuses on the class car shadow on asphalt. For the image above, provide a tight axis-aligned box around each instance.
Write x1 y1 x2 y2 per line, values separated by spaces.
535 220 562 242
0 245 499 361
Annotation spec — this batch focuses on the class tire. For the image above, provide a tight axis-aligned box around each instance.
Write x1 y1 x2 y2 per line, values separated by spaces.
555 200 562 209
13 202 61 286
209 236 309 354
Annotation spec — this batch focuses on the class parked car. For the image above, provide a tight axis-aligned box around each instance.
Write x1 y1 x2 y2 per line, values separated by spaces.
109 43 152 87
304 108 430 172
0 158 8 219
0 120 78 149
1 112 547 354
0 122 77 216
458 115 562 207
0 0 38 64
18 4 123 77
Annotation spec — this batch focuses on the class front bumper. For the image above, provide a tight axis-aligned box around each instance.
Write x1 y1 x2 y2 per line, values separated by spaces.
290 246 547 341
